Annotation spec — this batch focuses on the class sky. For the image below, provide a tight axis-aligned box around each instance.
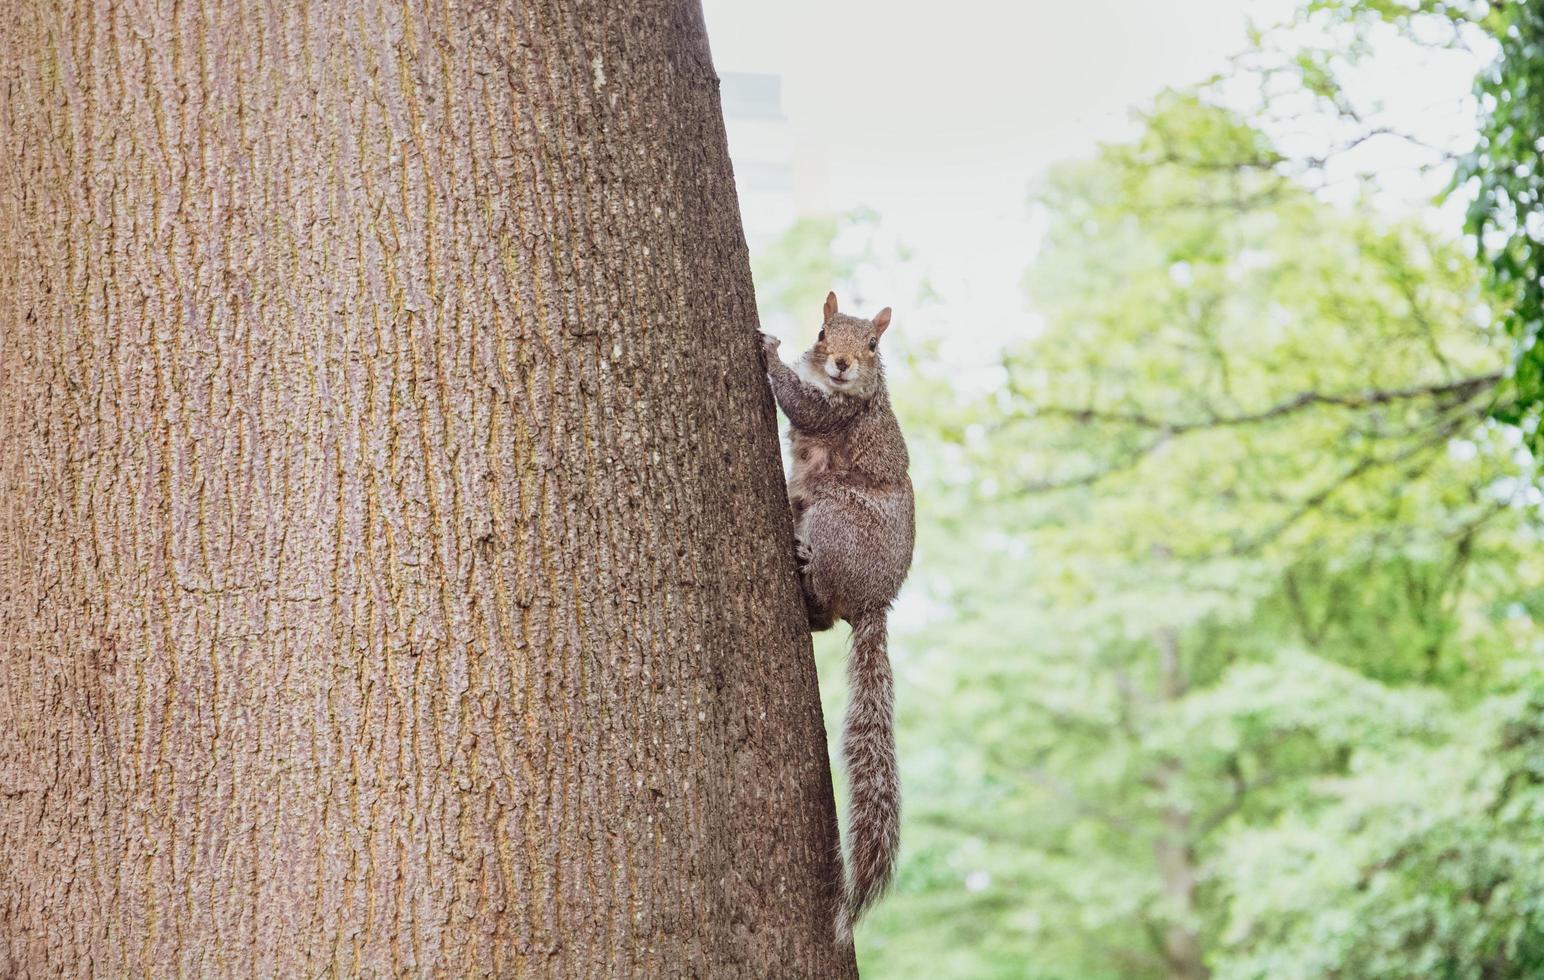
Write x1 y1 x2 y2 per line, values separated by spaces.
702 0 1305 342
701 0 1490 359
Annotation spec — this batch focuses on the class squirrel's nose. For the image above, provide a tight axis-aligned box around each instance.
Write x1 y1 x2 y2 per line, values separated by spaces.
834 357 850 372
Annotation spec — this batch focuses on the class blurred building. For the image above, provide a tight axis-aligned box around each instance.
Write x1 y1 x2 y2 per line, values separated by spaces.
720 72 802 245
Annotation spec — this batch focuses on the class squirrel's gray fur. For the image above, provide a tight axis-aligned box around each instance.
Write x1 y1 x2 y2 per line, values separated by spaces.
760 292 915 944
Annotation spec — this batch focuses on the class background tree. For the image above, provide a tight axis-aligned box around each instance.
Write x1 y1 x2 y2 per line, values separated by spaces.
792 49 1544 980
1464 0 1544 449
0 2 855 976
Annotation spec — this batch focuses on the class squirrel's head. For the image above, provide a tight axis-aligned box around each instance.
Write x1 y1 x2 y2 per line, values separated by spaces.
798 291 892 400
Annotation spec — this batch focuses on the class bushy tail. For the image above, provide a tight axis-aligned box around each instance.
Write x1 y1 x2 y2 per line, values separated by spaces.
834 608 900 944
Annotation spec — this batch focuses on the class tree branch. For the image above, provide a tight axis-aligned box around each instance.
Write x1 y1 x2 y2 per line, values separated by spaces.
1030 372 1501 435
1229 413 1468 556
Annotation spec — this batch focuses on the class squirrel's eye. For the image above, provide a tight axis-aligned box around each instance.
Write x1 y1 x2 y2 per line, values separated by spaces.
868 338 878 352
818 329 825 342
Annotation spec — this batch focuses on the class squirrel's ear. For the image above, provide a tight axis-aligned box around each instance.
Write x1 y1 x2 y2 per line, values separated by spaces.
873 307 893 337
824 291 839 322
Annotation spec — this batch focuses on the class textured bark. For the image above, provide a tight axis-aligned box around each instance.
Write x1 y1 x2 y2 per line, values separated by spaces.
0 1 855 976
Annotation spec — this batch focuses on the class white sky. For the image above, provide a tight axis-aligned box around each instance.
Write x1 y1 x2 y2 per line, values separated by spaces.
702 0 1491 362
703 0 1305 341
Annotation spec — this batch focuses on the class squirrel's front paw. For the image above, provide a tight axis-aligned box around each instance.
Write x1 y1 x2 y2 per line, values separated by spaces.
758 331 781 364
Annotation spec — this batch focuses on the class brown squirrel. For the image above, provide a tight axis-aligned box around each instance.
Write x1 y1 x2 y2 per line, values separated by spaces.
760 291 915 944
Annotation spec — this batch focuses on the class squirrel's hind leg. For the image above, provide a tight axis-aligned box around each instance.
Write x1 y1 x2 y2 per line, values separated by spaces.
794 532 839 632
797 540 839 631
803 583 838 632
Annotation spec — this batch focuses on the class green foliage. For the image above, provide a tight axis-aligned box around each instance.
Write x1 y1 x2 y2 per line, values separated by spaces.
881 95 1541 979
1462 0 1544 451
1304 0 1488 28
1216 688 1544 979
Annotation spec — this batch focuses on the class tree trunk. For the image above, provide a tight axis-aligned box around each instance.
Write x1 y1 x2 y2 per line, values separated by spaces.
1153 777 1208 980
0 1 855 976
1152 629 1208 980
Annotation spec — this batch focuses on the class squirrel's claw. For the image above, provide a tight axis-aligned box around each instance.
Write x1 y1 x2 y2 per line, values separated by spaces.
794 537 814 569
758 331 781 363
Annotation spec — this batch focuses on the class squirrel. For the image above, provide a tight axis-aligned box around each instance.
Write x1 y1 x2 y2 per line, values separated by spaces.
760 291 915 944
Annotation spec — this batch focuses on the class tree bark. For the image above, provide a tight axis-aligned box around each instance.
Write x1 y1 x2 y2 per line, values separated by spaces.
0 1 855 976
